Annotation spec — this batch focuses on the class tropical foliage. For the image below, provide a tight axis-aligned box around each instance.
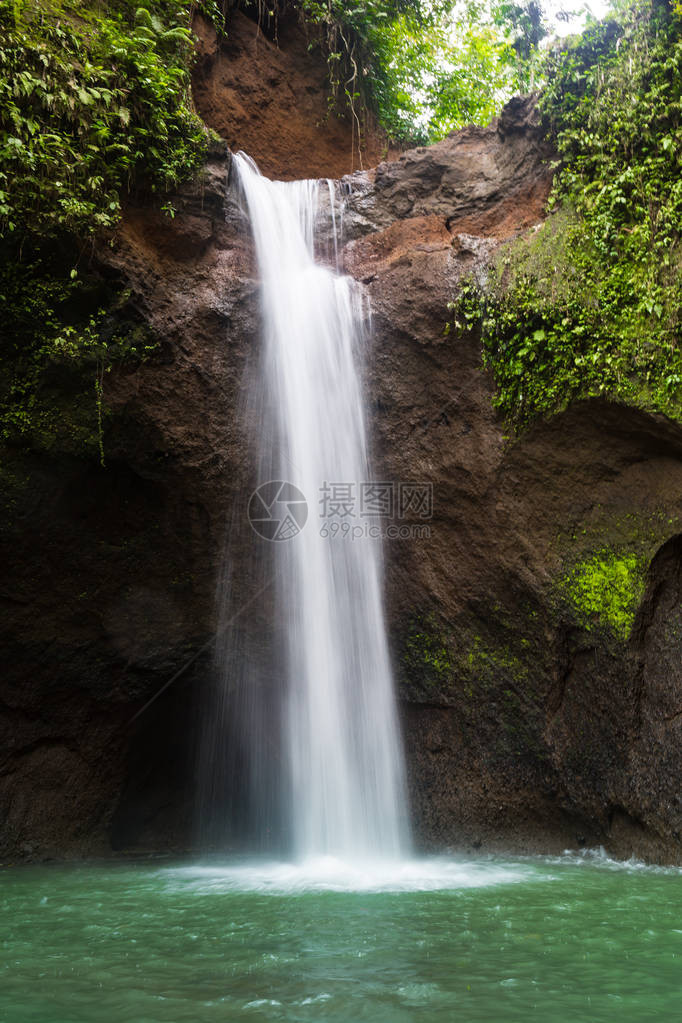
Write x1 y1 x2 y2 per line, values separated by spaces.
5 0 682 452
300 0 547 142
0 1 209 449
455 0 682 428
0 0 211 240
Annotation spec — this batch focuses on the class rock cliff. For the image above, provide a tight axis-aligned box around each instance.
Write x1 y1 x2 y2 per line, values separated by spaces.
1 94 680 863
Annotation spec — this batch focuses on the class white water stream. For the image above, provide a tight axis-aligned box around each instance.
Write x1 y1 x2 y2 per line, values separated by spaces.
229 153 409 861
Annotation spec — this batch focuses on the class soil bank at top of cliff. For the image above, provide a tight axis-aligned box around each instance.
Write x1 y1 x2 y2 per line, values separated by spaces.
191 8 397 181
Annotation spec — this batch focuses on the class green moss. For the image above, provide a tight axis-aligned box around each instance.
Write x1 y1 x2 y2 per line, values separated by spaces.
458 627 544 759
402 616 535 699
559 549 645 640
402 615 453 688
399 605 548 761
550 507 681 641
462 634 530 688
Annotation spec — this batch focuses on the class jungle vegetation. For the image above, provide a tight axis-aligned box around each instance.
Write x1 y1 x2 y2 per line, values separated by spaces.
2 0 681 451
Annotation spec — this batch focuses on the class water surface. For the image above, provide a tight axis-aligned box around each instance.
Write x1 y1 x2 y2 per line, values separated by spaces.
2 852 680 1022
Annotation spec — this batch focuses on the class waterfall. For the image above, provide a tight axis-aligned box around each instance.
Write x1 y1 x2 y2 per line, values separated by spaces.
207 153 409 862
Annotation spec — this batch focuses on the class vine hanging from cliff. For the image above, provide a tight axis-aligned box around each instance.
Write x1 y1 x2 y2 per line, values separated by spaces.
297 0 546 144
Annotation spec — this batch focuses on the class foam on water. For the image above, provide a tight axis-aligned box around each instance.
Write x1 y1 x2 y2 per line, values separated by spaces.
549 846 682 874
162 856 531 894
164 845 682 896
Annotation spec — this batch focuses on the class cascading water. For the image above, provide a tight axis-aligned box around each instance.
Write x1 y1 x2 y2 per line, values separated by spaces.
205 153 409 863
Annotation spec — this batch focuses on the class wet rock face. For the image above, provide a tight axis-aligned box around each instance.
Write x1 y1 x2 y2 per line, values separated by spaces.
624 536 682 853
372 96 552 235
0 148 256 858
1 96 681 862
334 94 552 244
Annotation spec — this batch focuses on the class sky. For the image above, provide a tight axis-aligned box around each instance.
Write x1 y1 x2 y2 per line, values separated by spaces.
545 0 614 38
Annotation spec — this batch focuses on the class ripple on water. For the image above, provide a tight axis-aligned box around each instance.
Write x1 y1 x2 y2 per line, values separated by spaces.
2 853 681 1023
